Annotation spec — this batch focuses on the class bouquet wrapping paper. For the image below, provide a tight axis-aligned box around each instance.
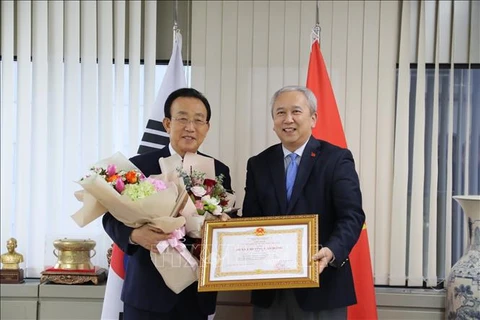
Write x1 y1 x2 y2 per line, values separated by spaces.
152 227 199 293
72 152 199 293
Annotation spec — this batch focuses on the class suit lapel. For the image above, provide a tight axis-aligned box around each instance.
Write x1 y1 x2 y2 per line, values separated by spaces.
287 137 321 213
269 145 288 214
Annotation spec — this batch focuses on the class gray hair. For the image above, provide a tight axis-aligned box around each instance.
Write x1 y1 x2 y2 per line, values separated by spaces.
270 85 317 118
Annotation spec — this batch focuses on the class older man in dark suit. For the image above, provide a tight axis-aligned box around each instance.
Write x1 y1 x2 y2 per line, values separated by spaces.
242 85 365 320
103 88 232 320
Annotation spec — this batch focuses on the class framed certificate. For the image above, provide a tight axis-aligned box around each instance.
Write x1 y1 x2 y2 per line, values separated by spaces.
198 214 319 292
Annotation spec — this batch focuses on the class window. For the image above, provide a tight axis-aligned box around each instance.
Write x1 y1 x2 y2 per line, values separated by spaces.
1 60 191 276
399 64 479 286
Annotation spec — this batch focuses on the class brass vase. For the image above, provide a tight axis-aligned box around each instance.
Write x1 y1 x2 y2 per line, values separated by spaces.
53 239 96 270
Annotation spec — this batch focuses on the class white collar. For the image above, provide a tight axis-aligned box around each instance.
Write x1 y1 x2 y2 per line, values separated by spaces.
282 138 309 159
168 144 198 157
168 143 177 156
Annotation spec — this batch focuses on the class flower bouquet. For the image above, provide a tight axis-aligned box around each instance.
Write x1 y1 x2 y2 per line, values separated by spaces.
72 152 199 294
71 152 187 233
177 167 235 238
159 152 236 239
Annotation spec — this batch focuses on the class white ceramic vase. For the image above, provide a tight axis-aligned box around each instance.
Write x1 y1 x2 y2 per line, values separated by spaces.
445 195 480 319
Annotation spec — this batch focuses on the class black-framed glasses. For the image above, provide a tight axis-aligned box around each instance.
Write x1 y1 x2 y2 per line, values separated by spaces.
171 117 208 127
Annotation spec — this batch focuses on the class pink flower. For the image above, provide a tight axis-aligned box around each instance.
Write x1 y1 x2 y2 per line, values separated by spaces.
146 177 167 191
106 164 117 176
194 200 204 210
115 178 125 193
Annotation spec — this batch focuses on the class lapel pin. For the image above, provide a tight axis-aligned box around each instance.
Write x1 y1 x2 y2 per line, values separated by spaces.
311 152 316 157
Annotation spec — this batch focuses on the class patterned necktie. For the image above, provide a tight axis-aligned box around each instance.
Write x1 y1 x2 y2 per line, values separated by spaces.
286 153 298 202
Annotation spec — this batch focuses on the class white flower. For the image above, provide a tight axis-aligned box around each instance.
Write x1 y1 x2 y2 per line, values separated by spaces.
201 195 222 216
211 205 222 216
191 186 207 197
201 195 220 206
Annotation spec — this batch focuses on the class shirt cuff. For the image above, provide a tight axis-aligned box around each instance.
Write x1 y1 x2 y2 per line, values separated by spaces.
128 235 138 245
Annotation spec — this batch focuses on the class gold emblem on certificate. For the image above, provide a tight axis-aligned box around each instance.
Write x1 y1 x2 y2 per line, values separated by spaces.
198 214 319 292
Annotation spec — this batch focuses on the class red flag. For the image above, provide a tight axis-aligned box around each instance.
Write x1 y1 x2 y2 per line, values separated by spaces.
307 39 378 320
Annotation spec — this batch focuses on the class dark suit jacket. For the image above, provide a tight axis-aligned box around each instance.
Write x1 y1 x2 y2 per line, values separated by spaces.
102 147 232 314
242 136 365 311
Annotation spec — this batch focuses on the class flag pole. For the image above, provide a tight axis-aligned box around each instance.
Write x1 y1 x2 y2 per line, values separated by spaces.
313 1 321 44
173 0 179 44
137 0 187 154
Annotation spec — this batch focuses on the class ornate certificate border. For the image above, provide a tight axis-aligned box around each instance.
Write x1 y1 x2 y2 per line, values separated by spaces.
198 214 319 292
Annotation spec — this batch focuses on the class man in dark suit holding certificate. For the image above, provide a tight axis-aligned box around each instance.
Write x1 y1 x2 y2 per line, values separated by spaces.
103 88 232 320
242 86 365 320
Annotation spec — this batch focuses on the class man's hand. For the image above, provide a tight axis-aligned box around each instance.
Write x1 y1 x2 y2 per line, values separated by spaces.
130 224 171 254
312 247 334 274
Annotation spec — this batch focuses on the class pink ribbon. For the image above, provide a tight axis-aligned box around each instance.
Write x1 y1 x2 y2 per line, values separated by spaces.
156 227 198 270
